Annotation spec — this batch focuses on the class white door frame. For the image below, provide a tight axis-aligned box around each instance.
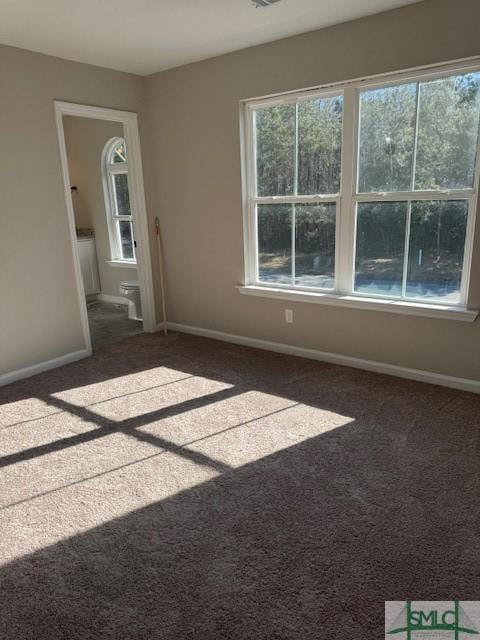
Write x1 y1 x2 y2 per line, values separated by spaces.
54 101 157 354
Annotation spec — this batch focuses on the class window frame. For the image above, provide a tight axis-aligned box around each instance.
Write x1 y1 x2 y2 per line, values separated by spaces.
102 136 137 264
241 58 480 314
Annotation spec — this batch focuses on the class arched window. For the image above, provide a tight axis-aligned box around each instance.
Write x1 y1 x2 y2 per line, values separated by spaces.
102 137 136 263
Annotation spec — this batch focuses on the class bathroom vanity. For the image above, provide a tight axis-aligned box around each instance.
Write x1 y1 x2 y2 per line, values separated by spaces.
77 236 100 296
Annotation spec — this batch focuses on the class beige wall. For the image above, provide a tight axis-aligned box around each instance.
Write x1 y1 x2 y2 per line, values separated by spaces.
0 44 161 377
145 0 480 381
2 0 480 383
63 116 137 298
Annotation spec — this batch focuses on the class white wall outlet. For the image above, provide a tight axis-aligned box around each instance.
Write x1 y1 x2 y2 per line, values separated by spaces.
285 309 293 323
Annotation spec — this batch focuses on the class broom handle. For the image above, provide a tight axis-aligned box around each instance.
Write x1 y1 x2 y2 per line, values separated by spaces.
154 216 167 336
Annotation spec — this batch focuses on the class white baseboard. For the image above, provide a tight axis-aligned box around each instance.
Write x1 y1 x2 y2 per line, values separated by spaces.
96 293 128 306
166 322 480 395
0 348 91 387
4 322 478 394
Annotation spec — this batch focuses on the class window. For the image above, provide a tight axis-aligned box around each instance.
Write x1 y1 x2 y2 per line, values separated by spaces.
252 94 342 288
242 63 480 311
102 137 136 263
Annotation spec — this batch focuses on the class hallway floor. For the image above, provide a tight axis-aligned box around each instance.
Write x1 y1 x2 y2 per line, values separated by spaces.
87 299 143 347
1 331 479 638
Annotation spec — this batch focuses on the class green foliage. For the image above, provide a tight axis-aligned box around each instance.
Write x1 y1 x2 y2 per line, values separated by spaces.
358 73 480 193
298 97 342 194
256 105 295 197
257 204 291 255
409 200 468 255
356 202 407 259
257 204 336 282
415 74 480 190
255 95 342 197
254 71 480 297
358 84 417 192
295 203 335 255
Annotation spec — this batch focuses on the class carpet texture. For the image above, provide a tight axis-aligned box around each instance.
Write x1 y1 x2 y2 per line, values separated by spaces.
0 331 479 639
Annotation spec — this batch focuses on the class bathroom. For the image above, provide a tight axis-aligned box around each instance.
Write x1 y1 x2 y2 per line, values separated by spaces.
63 115 144 347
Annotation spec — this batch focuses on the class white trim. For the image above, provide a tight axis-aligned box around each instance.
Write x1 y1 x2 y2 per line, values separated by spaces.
241 101 257 284
237 285 478 322
254 194 339 203
107 259 137 269
0 349 90 387
101 136 130 263
246 86 344 110
101 136 138 265
465 102 480 309
240 58 480 312
166 322 480 394
54 105 93 356
54 101 157 343
337 85 356 293
354 189 475 202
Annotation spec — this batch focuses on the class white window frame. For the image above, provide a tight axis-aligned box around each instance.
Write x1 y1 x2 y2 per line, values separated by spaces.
102 136 137 264
240 58 480 322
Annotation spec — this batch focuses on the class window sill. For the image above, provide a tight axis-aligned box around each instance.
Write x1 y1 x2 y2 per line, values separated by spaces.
107 260 137 269
237 285 478 322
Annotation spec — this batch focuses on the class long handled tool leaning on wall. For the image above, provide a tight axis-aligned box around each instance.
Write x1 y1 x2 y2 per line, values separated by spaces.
154 216 167 336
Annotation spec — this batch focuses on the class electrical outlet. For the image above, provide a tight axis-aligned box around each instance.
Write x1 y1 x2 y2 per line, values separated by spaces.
285 309 293 323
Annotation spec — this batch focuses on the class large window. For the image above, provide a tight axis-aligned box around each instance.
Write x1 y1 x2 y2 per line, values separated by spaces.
102 137 136 263
242 63 480 311
253 93 342 289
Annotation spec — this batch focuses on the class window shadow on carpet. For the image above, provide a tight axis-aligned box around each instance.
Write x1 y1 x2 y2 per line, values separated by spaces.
0 332 479 638
0 414 479 639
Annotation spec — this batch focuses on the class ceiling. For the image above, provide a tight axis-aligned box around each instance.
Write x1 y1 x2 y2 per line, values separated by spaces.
0 0 422 76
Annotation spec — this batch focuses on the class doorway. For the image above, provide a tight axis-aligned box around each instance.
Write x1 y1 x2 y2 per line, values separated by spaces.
55 102 156 351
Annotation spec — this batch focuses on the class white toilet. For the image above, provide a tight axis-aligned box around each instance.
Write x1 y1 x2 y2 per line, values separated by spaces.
119 280 142 321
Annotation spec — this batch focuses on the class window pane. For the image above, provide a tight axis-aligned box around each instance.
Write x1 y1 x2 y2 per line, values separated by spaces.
295 203 336 289
414 73 480 190
257 204 292 284
119 220 134 260
358 83 417 193
113 173 131 216
406 200 468 301
112 142 127 163
255 105 295 196
298 96 342 195
355 202 408 296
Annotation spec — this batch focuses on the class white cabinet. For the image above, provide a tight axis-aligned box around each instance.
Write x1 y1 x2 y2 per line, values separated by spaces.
77 237 100 296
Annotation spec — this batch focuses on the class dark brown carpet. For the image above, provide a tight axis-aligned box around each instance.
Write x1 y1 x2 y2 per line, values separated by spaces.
0 331 479 639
